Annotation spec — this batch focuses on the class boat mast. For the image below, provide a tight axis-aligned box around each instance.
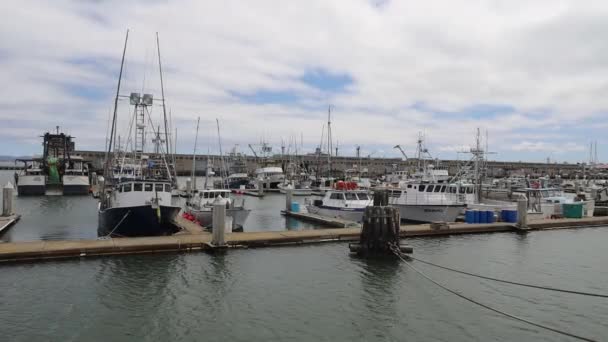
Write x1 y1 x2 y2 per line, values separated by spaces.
191 117 200 192
216 119 226 188
327 105 332 184
104 29 129 188
156 32 174 181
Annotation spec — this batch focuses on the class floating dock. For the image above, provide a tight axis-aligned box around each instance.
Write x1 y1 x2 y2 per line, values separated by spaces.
0 214 20 235
281 210 360 228
1 216 608 263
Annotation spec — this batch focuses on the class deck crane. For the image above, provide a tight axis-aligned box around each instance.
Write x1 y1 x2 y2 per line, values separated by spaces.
393 145 408 160
248 144 259 164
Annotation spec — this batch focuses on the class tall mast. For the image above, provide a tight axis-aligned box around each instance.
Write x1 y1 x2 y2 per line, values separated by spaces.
156 33 172 173
216 119 226 188
327 105 332 182
191 117 200 192
104 29 129 181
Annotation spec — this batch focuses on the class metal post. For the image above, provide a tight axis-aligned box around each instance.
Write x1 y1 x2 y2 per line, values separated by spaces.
285 188 293 212
3 182 14 216
257 179 264 196
186 178 192 196
517 196 528 229
212 195 227 246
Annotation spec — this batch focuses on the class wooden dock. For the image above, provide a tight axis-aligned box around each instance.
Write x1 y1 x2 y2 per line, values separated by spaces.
0 214 20 235
0 217 607 263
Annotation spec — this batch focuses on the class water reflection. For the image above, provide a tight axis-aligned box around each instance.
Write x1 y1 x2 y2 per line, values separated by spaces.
355 257 401 323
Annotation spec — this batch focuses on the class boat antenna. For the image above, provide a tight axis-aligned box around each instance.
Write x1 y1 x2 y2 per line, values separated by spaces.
191 117 200 195
104 29 129 187
156 32 173 179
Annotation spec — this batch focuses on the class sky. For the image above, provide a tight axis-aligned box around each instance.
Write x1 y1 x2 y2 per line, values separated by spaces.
0 0 607 163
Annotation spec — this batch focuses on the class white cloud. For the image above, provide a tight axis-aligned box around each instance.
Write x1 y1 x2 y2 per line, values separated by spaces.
511 141 585 153
0 0 606 162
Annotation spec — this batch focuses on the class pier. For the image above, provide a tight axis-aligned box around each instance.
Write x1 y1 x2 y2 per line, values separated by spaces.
1 216 608 263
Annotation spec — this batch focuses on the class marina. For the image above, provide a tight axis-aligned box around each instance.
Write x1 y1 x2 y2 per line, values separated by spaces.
3 2 608 341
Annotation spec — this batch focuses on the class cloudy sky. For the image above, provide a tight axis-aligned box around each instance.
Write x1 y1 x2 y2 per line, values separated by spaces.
1 0 607 162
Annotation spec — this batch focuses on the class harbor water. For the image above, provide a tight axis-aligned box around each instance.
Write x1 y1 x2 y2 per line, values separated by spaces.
1 171 608 341
0 171 319 242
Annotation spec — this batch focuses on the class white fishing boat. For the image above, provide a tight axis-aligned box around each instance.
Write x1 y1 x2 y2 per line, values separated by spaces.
62 156 90 195
186 189 250 231
13 158 45 195
388 182 466 223
305 182 372 222
254 166 285 189
278 182 312 196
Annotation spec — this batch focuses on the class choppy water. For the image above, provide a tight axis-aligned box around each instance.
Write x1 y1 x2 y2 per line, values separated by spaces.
1 171 608 341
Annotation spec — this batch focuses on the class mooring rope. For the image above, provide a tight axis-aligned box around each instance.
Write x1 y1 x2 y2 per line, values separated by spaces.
388 244 597 342
408 255 608 298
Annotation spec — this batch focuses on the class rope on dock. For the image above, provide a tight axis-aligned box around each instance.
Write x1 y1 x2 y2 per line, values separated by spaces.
388 244 598 342
408 256 608 298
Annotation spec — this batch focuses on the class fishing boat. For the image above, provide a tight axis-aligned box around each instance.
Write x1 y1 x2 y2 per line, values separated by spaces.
14 128 90 196
98 32 181 237
387 182 466 223
62 156 90 195
305 181 372 222
13 158 45 195
254 166 285 189
185 189 250 231
278 181 312 196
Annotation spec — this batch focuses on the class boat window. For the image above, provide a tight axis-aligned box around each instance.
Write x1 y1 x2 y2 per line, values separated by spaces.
434 186 441 192
440 185 446 192
407 184 412 188
358 193 369 200
118 185 123 192
145 183 153 192
426 185 434 192
419 185 425 192
155 184 164 192
124 183 132 192
330 193 344 200
134 183 143 191
467 187 473 194
164 184 171 192
203 192 209 199
345 192 358 200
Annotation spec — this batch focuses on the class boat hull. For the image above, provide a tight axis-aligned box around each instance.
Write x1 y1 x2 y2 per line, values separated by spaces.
393 204 465 223
306 205 365 223
62 175 90 195
189 207 251 230
16 175 46 196
17 184 46 196
98 205 181 237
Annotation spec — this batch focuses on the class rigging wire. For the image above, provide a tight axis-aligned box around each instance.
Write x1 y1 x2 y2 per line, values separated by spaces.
389 245 597 342
409 255 608 298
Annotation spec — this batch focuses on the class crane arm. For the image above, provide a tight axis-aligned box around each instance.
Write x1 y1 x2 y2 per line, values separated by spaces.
393 145 408 160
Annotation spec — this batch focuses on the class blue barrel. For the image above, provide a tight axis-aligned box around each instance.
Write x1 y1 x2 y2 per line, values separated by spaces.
500 210 508 222
486 211 496 223
291 202 300 213
473 210 480 224
465 210 475 224
505 210 517 223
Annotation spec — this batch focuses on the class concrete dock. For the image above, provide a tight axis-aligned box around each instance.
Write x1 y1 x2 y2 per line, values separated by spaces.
1 216 607 263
